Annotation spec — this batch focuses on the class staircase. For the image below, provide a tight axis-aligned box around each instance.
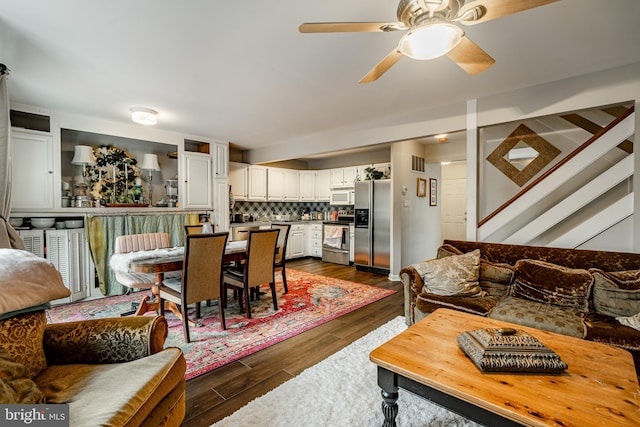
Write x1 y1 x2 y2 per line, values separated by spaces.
478 106 635 248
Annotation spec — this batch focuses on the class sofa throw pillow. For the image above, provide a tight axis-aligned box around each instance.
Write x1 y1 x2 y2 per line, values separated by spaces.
616 312 640 331
509 259 593 312
480 260 514 298
0 249 70 317
436 244 463 259
0 346 45 404
590 269 640 317
413 249 482 297
0 311 47 378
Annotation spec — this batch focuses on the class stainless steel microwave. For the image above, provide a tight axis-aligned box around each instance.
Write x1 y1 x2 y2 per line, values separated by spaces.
330 189 354 205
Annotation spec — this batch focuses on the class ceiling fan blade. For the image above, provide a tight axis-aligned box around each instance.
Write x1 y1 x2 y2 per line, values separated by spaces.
359 50 404 84
458 0 560 25
446 36 495 75
299 22 405 33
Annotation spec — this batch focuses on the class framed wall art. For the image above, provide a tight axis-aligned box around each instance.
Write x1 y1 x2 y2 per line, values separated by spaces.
417 178 427 197
429 178 437 206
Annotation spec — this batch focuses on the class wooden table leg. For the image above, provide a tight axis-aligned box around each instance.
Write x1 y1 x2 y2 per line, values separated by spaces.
132 272 197 326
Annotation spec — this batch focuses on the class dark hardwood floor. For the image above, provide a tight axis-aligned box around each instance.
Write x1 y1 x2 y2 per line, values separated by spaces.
182 258 404 426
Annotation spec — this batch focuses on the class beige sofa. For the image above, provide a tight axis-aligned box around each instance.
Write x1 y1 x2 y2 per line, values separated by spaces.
0 248 186 426
400 240 640 376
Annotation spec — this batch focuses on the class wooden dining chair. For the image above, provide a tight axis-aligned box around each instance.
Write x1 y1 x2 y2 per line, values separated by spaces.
270 223 291 293
159 232 229 342
184 223 214 235
223 229 279 319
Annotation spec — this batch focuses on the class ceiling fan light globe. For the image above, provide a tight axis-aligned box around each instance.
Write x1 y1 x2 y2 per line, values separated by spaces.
398 22 463 60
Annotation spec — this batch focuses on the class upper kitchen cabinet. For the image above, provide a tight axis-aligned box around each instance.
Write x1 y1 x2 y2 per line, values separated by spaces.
267 168 299 201
229 162 248 200
12 128 55 209
330 166 357 188
182 151 212 208
248 165 268 201
316 169 331 201
300 170 330 201
213 141 229 178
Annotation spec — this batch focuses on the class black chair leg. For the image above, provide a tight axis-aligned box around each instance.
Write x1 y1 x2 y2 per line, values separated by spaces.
270 282 278 311
282 266 288 293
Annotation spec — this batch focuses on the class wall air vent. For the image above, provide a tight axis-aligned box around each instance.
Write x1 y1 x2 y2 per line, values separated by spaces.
10 110 50 132
411 155 425 173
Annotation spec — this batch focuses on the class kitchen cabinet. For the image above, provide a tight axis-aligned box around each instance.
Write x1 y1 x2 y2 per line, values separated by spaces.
287 223 305 259
349 224 355 263
46 229 93 304
306 222 323 257
213 142 228 178
330 166 357 188
267 168 284 201
17 229 45 258
212 178 229 232
316 170 331 201
267 168 299 201
11 129 55 209
248 165 268 200
299 171 316 201
183 152 212 208
229 162 248 200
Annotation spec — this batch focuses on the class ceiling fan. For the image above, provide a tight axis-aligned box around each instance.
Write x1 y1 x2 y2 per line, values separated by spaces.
299 0 559 83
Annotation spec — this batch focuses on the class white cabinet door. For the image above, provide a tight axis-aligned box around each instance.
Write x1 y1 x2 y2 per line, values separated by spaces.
330 168 344 188
183 152 212 208
299 171 316 201
46 229 92 304
213 178 229 232
316 170 331 201
349 224 355 262
213 142 228 178
287 224 306 259
305 222 322 257
229 162 248 200
248 165 268 200
283 169 299 201
11 129 54 209
267 168 284 201
343 166 357 186
330 167 357 188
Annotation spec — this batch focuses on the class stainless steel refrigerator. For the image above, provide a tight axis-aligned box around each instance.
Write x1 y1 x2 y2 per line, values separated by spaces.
354 180 390 272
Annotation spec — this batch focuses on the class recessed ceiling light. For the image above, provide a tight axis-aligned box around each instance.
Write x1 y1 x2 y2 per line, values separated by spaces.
130 107 158 125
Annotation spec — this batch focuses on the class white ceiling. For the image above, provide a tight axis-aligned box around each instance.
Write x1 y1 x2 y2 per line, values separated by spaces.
1 0 640 162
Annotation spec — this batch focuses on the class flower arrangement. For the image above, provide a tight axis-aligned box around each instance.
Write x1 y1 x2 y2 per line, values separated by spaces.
86 145 141 205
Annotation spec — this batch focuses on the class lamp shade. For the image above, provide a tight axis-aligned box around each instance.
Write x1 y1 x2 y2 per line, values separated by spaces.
140 153 160 171
71 145 96 165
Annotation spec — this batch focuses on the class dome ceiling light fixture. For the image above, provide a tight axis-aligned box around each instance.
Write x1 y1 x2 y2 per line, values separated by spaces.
130 107 158 125
299 0 560 83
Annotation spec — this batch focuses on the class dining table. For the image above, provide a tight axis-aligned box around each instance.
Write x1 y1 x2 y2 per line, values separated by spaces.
127 240 249 320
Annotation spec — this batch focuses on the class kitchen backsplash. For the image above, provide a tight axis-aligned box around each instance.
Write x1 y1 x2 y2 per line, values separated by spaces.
232 201 352 222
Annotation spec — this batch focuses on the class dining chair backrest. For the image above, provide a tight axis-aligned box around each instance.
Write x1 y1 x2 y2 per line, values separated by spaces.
244 229 279 288
115 233 172 254
182 232 229 305
270 223 290 264
184 225 202 235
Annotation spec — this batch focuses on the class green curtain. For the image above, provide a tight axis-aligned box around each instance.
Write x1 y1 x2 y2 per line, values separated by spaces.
86 213 188 296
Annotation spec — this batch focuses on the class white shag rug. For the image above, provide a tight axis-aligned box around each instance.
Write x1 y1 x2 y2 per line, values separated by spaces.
211 316 481 427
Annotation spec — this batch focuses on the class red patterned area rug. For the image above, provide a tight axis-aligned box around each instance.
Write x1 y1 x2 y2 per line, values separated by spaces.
46 269 394 380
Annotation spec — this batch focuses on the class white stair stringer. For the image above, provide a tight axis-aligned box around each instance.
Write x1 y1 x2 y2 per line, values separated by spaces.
547 193 634 248
479 114 634 241
503 155 634 245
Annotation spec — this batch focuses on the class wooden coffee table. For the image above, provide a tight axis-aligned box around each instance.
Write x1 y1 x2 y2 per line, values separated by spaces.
370 308 640 427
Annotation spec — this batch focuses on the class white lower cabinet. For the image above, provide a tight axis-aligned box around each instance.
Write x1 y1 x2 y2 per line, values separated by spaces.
286 224 306 259
306 223 322 257
17 229 45 258
349 224 355 263
46 229 93 304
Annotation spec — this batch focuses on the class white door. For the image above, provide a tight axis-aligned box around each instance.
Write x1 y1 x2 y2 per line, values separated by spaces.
441 162 467 241
184 152 212 208
11 129 54 209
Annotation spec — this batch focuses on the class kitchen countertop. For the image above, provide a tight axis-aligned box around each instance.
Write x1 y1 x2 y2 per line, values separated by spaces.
230 220 324 227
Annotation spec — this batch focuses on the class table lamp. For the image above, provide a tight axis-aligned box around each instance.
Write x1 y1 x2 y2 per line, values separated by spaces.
71 145 96 187
140 153 160 207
